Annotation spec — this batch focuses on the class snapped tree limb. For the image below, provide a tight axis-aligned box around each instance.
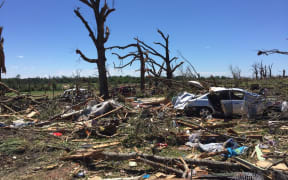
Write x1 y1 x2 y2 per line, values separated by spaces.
258 49 288 56
79 0 92 8
76 49 98 63
74 8 98 47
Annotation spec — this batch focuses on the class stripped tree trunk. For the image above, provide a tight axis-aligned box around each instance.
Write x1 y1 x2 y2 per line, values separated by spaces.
75 0 115 99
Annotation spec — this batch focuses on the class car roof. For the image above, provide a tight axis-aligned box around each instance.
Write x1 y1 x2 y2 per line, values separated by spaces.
64 88 87 92
209 87 246 92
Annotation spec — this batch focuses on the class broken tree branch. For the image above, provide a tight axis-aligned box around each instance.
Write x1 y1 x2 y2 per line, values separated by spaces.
258 49 288 56
79 0 92 8
76 49 98 63
137 157 184 177
100 151 244 170
0 0 4 9
74 8 98 47
171 62 184 73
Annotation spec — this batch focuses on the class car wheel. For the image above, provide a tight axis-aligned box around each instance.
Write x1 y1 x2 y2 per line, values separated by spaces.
184 107 196 117
199 107 212 118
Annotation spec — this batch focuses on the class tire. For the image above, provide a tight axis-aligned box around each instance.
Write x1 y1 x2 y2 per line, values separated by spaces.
184 107 196 117
198 107 212 118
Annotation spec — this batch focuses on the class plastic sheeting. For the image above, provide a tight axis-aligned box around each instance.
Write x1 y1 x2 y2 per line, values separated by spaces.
172 92 196 110
78 100 120 121
199 143 224 153
282 101 288 112
281 101 288 118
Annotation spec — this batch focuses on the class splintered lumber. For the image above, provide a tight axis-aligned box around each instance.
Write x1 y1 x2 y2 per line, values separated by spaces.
179 157 190 178
61 149 103 160
204 122 237 129
176 119 245 141
0 114 38 122
92 142 120 149
233 157 267 174
237 130 263 134
91 106 123 121
138 157 183 177
0 82 19 94
176 119 236 129
176 120 199 129
234 157 288 180
255 144 265 161
79 106 124 127
61 110 83 119
100 152 243 170
62 142 121 160
1 103 17 113
199 150 228 159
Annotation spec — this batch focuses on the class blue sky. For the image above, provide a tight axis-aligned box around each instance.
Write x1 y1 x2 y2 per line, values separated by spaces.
0 0 287 78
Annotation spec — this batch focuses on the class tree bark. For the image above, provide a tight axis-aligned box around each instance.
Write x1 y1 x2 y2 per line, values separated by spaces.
140 57 145 92
97 47 109 98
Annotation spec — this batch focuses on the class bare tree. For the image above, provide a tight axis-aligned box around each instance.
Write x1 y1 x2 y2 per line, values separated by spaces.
109 41 148 92
251 63 259 79
268 64 273 78
177 51 200 79
229 65 241 87
263 65 267 79
137 29 184 80
0 1 6 81
259 61 264 79
74 0 115 99
229 65 241 79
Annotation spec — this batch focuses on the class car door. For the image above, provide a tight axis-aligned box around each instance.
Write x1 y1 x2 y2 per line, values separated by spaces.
219 90 233 116
230 90 245 114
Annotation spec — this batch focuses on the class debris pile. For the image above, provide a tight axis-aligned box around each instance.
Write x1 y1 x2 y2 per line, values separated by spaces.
1 82 288 179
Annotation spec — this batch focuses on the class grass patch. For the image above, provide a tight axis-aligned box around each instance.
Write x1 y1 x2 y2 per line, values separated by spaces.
0 138 28 155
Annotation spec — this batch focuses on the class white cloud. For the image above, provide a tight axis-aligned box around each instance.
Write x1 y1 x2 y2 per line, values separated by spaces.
199 71 229 77
17 55 24 59
108 68 138 77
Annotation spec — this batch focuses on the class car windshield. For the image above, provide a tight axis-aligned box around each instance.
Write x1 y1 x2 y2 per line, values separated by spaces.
199 94 208 99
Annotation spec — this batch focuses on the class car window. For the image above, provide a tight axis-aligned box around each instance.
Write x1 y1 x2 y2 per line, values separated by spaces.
231 91 244 100
201 95 208 99
219 91 230 100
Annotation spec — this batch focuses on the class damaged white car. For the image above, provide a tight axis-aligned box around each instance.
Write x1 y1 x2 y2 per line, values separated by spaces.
173 87 281 118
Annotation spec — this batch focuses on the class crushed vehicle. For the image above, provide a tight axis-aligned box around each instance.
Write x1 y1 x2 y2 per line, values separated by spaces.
60 88 92 102
111 86 136 97
173 87 282 118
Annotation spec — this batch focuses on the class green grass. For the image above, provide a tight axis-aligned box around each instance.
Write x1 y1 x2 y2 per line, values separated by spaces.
5 90 63 99
0 138 28 156
26 90 63 98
